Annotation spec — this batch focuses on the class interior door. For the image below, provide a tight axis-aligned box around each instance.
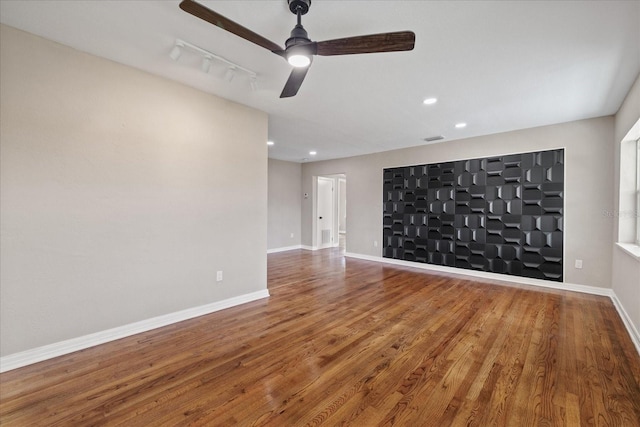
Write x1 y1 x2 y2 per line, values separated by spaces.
317 177 334 247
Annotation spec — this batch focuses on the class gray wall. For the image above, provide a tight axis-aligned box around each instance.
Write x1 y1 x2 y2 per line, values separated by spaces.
268 159 302 250
0 25 268 357
612 73 640 335
302 117 614 289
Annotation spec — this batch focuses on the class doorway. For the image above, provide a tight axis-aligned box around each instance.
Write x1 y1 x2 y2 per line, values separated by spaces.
314 174 346 250
316 177 334 248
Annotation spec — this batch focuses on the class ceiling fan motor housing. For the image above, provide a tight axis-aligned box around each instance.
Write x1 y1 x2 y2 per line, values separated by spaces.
288 0 311 15
285 0 313 59
286 24 311 48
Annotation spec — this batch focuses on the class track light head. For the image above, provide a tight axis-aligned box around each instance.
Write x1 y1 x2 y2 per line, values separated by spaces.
201 56 212 73
224 67 237 82
169 45 182 61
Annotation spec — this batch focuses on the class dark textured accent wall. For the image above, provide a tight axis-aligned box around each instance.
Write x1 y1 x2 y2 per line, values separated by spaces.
382 149 564 281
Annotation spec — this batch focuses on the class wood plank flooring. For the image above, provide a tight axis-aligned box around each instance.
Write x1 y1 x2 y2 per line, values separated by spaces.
1 247 639 426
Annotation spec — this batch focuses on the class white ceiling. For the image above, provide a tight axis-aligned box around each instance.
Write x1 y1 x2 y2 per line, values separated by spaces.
1 0 639 163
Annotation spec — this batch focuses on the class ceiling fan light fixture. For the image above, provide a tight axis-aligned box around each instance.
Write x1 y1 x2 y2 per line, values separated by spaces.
288 53 311 68
179 0 416 98
286 43 313 68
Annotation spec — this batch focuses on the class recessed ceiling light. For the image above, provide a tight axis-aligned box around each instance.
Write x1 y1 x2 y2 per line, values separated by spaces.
423 98 437 105
267 141 274 146
309 151 317 156
455 123 467 129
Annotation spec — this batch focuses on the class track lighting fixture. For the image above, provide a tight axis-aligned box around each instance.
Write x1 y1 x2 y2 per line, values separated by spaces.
169 39 257 88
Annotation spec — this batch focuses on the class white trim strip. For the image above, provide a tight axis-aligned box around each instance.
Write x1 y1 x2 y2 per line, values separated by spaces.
344 252 612 296
0 289 270 373
610 292 640 356
3 254 637 374
267 245 302 254
616 242 640 261
266 245 336 254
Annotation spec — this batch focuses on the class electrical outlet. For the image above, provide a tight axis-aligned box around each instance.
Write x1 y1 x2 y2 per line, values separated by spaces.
373 240 378 247
290 233 294 238
575 260 583 269
216 271 223 281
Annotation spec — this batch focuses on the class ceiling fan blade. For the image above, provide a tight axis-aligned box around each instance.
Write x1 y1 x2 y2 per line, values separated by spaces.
315 31 415 56
179 0 283 53
280 67 310 98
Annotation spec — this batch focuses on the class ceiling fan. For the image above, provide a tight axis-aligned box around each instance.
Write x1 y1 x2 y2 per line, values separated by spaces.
179 0 416 98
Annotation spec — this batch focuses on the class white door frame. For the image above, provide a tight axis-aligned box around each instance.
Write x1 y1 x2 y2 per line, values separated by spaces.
315 176 335 249
338 177 347 235
312 174 345 249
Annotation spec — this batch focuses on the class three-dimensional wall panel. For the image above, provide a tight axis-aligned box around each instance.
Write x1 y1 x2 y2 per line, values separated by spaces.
383 149 564 281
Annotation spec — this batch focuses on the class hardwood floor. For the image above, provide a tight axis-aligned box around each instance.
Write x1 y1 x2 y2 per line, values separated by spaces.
1 248 639 426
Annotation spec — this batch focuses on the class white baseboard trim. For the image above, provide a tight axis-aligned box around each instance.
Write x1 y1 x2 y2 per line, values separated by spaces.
610 292 640 356
345 252 640 355
0 289 270 373
3 255 637 373
344 252 612 296
305 244 339 251
267 245 302 254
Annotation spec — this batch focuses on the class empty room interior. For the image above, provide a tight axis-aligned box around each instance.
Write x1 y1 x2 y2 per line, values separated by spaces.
1 0 640 425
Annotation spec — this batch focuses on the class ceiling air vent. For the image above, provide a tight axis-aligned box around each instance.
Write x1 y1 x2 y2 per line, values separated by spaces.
424 135 445 142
